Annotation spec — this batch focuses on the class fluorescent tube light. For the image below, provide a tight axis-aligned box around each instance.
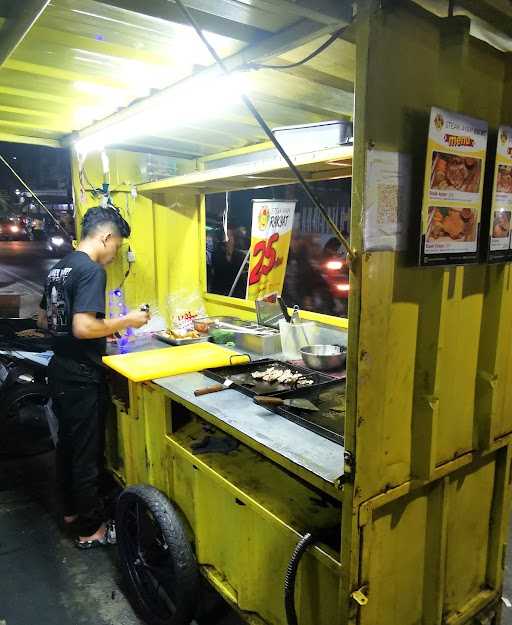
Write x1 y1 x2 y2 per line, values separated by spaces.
75 72 249 155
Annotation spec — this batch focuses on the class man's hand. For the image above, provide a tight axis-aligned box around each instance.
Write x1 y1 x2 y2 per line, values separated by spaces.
124 310 150 329
73 308 149 340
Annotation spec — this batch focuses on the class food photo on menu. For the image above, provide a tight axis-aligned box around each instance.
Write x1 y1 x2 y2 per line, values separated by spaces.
492 210 511 238
496 164 512 194
430 152 482 194
426 206 476 242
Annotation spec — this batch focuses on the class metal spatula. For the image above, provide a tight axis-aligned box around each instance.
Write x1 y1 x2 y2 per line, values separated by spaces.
254 396 319 411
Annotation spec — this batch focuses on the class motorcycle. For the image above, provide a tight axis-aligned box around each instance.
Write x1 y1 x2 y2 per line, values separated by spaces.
0 318 56 457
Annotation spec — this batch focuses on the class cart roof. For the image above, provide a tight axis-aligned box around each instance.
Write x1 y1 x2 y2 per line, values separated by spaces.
0 0 509 158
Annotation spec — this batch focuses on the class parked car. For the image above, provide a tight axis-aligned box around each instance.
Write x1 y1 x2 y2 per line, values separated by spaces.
0 217 28 241
45 231 73 257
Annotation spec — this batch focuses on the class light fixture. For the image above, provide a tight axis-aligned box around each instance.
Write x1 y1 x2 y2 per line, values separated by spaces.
74 72 250 155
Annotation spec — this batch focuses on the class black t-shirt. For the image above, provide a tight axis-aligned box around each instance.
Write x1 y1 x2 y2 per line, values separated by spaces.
40 251 106 367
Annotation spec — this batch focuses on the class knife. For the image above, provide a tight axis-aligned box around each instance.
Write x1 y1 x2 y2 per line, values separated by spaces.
194 379 234 396
254 396 319 411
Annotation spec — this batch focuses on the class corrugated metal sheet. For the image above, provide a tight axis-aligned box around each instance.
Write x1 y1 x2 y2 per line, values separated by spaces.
0 0 509 156
0 0 355 155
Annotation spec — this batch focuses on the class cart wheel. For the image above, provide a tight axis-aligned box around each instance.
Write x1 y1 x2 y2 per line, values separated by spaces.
116 484 200 625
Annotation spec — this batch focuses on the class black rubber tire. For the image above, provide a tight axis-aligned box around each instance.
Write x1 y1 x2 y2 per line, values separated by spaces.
116 484 200 625
0 383 54 457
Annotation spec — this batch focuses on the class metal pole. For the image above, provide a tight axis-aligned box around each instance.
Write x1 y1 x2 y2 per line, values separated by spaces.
228 248 251 297
173 0 355 263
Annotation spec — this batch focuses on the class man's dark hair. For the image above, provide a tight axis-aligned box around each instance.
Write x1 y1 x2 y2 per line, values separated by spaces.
81 206 131 239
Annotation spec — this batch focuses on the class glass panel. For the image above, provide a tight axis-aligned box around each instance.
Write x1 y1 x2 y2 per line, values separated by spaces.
205 179 351 316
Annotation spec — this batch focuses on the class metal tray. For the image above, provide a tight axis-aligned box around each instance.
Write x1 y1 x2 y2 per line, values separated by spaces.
155 332 210 347
202 358 338 399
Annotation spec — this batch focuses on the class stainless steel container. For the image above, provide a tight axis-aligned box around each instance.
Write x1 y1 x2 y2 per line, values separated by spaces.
300 345 347 371
208 318 282 355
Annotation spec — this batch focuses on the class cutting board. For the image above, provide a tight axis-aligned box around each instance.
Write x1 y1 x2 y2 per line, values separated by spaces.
103 342 249 382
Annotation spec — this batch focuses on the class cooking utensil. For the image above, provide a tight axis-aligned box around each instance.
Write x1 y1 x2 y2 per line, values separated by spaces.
193 371 256 396
213 321 272 336
277 295 291 323
194 379 234 396
256 293 285 329
300 344 347 372
254 396 319 411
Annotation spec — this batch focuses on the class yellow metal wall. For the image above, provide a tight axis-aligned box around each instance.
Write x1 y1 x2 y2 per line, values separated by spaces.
72 153 203 324
345 3 512 624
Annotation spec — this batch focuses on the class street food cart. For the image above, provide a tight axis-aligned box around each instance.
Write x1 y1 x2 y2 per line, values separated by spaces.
1 1 512 624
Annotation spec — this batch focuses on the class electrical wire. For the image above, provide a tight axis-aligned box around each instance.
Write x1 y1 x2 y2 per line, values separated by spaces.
172 0 355 262
246 25 347 71
0 152 73 241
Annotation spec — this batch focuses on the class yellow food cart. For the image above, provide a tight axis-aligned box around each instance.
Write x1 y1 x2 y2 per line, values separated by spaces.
1 1 512 624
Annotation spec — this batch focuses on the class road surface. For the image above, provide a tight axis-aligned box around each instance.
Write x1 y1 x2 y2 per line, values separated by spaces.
0 241 60 317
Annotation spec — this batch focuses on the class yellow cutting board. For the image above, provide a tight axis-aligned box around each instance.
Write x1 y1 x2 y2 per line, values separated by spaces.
103 342 249 382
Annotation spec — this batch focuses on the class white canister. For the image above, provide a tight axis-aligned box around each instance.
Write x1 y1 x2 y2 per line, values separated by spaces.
278 319 318 361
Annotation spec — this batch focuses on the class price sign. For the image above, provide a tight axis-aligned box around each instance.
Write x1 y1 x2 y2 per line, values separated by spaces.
246 199 296 300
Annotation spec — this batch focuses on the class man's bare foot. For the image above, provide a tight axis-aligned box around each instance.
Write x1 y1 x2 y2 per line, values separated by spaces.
64 514 78 524
78 523 106 543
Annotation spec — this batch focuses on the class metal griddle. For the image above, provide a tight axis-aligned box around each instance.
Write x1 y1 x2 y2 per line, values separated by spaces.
202 358 339 399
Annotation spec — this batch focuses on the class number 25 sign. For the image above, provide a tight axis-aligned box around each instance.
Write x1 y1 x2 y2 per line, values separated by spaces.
246 200 296 300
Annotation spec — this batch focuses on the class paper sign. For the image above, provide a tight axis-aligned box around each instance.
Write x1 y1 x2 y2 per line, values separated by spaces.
487 126 512 261
246 199 296 300
420 107 488 266
364 150 412 251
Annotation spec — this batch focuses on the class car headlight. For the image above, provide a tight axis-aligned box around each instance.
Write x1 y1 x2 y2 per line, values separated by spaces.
326 260 343 270
336 283 350 292
51 236 64 246
10 225 19 233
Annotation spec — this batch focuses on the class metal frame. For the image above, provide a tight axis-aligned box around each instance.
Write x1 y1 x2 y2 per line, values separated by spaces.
0 0 50 66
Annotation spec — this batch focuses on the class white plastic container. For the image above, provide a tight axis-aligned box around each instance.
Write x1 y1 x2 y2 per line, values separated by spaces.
278 320 318 361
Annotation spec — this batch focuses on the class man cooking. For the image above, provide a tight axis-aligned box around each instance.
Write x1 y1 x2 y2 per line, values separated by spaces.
38 206 149 548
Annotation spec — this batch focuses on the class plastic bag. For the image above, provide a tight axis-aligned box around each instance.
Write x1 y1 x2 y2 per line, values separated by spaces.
167 290 207 334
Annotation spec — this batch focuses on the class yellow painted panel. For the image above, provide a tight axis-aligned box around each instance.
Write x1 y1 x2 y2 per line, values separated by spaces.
360 492 430 625
170 452 339 625
435 266 486 464
444 459 496 616
463 40 505 126
357 254 418 492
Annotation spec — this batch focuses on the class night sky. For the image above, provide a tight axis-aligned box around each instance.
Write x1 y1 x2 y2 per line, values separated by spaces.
0 142 72 199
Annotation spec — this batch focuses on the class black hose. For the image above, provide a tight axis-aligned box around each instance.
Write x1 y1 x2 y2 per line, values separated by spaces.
284 532 316 625
248 26 348 71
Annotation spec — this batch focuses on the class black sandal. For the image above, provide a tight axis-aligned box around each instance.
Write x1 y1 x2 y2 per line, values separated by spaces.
74 520 117 550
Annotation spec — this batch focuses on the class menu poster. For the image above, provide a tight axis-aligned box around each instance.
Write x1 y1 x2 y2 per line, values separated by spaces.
487 126 512 262
420 107 488 266
246 199 296 301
